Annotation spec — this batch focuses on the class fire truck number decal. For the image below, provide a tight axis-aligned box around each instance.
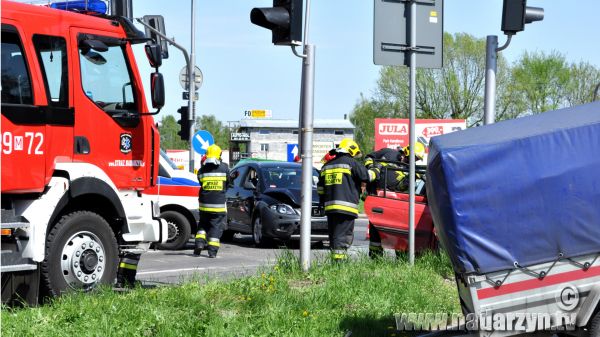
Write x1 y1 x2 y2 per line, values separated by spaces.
2 132 44 155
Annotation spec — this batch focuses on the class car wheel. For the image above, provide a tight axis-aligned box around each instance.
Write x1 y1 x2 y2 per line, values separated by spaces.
590 311 600 337
41 211 119 297
155 211 191 250
252 215 272 248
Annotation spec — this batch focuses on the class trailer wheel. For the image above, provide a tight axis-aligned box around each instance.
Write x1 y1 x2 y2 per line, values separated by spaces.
590 311 600 337
155 211 191 250
41 211 119 296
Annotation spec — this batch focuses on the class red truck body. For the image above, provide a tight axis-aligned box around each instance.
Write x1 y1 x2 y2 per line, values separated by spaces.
1 1 166 304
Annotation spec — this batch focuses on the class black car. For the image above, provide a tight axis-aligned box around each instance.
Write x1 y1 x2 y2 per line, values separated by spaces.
224 160 328 246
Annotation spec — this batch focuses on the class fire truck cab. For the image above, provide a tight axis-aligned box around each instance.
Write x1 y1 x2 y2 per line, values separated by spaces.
1 1 167 304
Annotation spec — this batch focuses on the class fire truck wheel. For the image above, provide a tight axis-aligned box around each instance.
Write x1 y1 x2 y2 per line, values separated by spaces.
41 211 119 297
590 311 600 337
155 211 191 250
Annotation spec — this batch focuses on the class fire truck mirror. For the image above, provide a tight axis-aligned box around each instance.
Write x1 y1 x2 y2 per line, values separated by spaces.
150 72 165 109
144 44 162 68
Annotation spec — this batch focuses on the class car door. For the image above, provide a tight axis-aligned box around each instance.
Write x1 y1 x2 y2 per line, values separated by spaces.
238 166 258 230
226 165 247 231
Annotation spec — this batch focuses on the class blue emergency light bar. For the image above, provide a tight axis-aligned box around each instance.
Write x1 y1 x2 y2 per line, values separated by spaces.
50 0 107 15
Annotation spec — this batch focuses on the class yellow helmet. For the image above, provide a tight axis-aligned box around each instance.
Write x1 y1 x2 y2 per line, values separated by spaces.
403 142 426 160
206 144 222 160
337 138 362 158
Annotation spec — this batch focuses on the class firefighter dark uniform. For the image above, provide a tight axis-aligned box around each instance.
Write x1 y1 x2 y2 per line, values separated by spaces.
194 144 229 258
364 148 404 192
115 251 140 288
318 138 379 261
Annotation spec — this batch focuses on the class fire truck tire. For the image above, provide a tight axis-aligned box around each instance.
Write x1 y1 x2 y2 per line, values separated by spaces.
155 211 191 250
41 211 119 297
590 311 600 337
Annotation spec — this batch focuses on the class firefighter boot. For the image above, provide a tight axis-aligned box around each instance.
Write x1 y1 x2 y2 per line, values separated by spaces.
115 253 140 289
368 242 384 259
194 230 207 256
331 249 348 264
207 238 220 258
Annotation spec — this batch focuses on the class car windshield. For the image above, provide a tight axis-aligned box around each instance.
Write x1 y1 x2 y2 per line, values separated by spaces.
160 149 179 170
261 167 318 189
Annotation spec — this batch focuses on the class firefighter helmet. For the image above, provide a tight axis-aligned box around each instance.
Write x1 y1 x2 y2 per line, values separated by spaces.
204 144 222 164
337 138 362 158
403 142 426 161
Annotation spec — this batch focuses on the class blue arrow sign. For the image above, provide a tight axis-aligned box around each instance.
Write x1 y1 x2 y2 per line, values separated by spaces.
287 144 299 162
192 130 214 155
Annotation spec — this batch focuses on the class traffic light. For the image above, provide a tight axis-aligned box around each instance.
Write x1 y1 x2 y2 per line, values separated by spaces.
501 0 544 36
250 0 303 46
177 106 190 141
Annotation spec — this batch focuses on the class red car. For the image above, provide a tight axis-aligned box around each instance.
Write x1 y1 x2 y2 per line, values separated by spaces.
364 180 437 252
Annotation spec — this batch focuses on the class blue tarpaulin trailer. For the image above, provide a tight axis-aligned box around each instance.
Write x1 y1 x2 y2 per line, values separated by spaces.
426 102 600 275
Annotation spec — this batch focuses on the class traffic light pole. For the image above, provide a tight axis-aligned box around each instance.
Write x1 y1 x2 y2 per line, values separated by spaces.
292 0 315 273
136 17 195 172
484 35 511 125
188 0 196 173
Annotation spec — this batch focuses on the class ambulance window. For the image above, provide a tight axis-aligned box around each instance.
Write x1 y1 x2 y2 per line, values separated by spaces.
79 41 136 112
32 35 68 107
1 26 33 105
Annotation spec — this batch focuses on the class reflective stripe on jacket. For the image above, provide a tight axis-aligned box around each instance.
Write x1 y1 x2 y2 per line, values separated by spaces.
318 153 378 218
198 162 230 213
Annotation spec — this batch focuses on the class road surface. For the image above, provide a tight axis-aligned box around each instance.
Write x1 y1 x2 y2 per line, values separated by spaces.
137 218 369 285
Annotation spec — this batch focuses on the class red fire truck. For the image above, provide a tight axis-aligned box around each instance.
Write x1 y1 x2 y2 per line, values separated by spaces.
1 0 168 304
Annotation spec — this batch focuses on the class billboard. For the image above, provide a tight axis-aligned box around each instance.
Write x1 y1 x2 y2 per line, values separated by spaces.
374 119 466 160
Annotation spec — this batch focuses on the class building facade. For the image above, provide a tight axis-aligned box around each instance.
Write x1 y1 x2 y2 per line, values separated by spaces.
229 118 355 168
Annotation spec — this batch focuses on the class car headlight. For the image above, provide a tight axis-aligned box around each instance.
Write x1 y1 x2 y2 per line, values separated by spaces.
269 204 296 215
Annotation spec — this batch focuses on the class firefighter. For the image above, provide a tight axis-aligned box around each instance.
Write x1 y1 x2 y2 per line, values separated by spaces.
395 143 426 192
364 147 404 192
115 251 141 289
318 138 380 262
194 144 230 258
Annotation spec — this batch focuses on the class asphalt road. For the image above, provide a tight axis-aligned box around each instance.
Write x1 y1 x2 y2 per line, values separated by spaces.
137 218 369 285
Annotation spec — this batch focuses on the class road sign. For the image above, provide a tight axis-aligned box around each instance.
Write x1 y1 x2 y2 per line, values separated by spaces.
179 65 203 91
182 92 199 100
192 130 214 155
230 132 251 141
287 144 299 162
374 0 443 68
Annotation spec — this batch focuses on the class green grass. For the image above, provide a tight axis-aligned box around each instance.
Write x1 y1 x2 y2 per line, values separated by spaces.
1 251 459 337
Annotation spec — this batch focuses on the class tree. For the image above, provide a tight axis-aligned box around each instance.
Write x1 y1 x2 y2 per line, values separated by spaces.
564 61 600 106
511 51 570 114
159 115 189 150
194 115 230 150
350 33 506 152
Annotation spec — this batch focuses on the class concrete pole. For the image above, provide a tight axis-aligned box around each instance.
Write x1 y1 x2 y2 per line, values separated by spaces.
484 35 498 125
188 0 196 173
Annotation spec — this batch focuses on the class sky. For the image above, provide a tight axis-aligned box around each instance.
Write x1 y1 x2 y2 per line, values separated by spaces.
129 0 600 124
